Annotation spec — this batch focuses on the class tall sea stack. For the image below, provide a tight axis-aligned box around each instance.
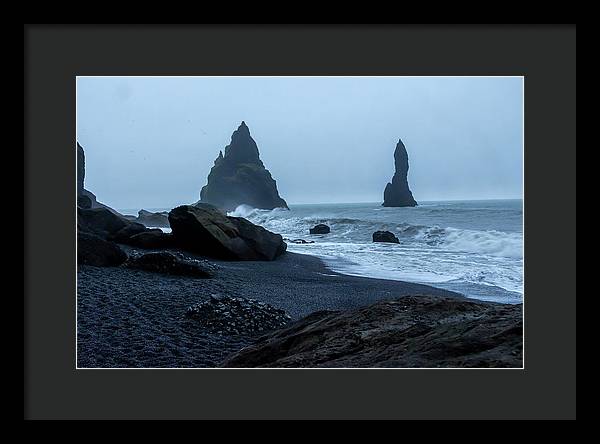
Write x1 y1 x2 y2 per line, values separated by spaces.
200 122 288 211
77 142 121 214
77 142 86 195
77 142 100 209
382 138 417 207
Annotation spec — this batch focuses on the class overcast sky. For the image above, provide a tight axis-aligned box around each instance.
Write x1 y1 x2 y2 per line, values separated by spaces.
76 76 523 210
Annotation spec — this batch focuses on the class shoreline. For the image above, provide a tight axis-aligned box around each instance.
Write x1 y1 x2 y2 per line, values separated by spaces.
125 247 467 318
277 249 523 305
129 199 524 304
77 249 474 368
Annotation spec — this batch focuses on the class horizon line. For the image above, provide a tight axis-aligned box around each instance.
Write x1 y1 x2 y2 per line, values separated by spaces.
114 197 523 212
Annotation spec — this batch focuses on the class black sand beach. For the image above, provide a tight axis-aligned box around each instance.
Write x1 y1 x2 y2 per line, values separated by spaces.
77 250 465 368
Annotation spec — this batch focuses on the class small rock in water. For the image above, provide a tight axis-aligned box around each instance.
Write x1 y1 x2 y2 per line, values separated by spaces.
309 224 330 235
372 230 400 244
284 238 316 244
185 295 291 336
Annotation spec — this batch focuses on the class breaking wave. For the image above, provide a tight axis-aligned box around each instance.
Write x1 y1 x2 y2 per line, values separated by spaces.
228 205 522 259
225 202 523 302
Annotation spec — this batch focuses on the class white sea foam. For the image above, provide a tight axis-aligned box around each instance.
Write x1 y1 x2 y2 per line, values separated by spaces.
437 228 523 259
147 226 172 233
228 204 289 219
232 201 524 303
227 204 257 218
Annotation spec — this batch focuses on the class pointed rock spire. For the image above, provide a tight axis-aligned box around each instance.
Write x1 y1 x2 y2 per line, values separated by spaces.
200 122 288 211
214 150 224 166
382 138 417 207
224 121 262 165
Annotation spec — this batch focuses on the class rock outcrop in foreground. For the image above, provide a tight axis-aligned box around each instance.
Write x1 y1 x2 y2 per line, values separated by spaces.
383 139 417 207
223 295 522 368
200 122 288 211
77 206 175 266
168 204 287 261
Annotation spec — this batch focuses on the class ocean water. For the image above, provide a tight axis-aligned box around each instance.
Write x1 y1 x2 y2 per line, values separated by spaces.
119 200 523 304
227 200 524 304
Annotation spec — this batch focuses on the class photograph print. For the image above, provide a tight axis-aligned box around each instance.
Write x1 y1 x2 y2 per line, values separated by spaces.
76 76 524 368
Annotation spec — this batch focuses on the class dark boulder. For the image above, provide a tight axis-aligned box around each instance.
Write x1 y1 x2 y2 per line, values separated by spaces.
135 209 170 228
382 138 417 207
125 231 176 249
77 231 128 267
228 216 288 260
309 224 330 235
125 252 214 278
373 230 400 243
222 295 523 368
78 207 131 238
107 222 150 243
79 207 166 250
168 204 286 261
199 121 288 211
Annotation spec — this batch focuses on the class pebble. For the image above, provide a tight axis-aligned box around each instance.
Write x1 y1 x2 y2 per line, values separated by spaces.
186 295 292 335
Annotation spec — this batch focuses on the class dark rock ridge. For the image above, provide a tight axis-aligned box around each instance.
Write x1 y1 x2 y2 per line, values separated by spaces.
125 252 215 278
199 122 288 211
186 295 291 335
77 206 174 266
106 223 151 243
223 295 523 368
125 209 171 228
373 230 399 243
309 224 330 234
284 238 315 244
78 207 134 239
125 230 176 250
78 206 166 246
382 138 417 207
168 204 287 261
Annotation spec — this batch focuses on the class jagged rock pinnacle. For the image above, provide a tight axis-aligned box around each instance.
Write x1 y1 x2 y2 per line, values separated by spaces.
223 121 261 165
382 138 417 207
200 123 288 211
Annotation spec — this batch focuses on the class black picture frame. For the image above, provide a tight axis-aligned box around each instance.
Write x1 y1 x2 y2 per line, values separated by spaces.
24 24 576 420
